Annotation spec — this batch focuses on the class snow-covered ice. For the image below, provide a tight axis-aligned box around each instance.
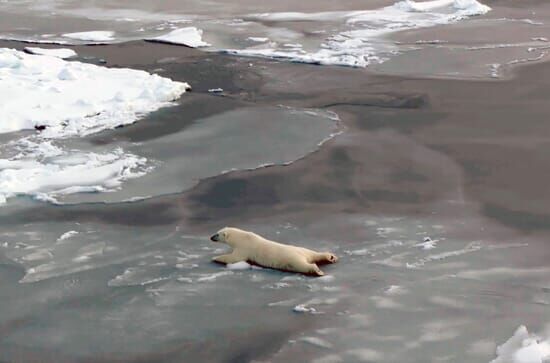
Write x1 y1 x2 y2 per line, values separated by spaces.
0 48 189 136
62 31 115 42
491 325 550 363
0 48 190 204
24 47 77 59
0 146 149 204
147 27 210 48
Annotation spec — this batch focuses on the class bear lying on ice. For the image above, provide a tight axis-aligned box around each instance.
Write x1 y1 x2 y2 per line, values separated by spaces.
210 227 338 276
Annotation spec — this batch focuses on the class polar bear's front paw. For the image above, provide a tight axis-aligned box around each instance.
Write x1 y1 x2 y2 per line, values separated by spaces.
311 266 325 276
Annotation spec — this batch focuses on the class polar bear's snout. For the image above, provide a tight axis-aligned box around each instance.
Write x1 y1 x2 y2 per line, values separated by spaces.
210 233 220 242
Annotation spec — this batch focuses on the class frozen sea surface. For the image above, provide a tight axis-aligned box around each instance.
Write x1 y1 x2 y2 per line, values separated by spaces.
0 207 547 362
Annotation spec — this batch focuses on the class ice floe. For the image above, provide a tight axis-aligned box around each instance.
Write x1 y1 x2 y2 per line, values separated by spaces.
147 27 210 48
0 48 189 136
0 48 189 204
24 47 77 59
62 30 115 42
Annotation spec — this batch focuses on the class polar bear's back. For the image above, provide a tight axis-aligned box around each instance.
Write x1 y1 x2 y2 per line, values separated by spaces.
240 233 315 270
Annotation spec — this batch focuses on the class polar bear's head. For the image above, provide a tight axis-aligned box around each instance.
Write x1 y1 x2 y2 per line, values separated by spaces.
210 227 251 247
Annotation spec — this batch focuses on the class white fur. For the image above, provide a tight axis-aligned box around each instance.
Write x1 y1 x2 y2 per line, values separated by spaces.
210 227 338 276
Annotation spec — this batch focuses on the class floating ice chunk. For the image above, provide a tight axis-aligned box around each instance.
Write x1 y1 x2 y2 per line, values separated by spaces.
491 325 550 363
57 231 78 242
300 336 333 349
389 0 490 16
208 88 224 93
415 236 438 250
147 27 210 48
62 31 115 42
24 47 77 59
226 261 252 270
247 37 269 42
293 304 317 313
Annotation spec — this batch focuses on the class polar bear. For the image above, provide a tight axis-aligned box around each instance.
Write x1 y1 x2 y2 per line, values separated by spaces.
209 227 338 276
